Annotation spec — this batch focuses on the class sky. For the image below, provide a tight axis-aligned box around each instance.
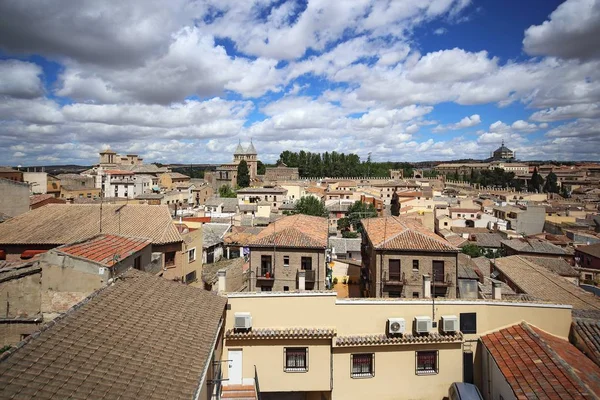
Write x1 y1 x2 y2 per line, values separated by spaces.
0 0 599 166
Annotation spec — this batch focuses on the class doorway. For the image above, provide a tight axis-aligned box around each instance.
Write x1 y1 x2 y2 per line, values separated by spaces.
228 349 243 385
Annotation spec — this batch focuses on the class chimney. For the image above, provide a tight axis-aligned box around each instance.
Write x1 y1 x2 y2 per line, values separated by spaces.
423 275 431 298
492 281 502 300
217 269 226 293
298 270 306 291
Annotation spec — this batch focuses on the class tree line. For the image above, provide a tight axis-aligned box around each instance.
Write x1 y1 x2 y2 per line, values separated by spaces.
277 150 413 178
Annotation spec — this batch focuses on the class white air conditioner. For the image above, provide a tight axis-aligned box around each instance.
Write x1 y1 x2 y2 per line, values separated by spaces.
387 318 406 335
234 312 252 330
415 316 432 334
441 315 459 333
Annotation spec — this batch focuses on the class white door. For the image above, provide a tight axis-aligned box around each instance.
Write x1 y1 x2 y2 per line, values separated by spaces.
228 349 243 385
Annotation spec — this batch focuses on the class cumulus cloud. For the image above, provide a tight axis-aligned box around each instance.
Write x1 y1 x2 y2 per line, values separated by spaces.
433 114 481 132
0 60 44 99
530 104 600 122
523 0 600 60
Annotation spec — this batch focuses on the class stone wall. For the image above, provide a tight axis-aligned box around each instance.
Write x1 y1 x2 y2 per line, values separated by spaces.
0 178 30 217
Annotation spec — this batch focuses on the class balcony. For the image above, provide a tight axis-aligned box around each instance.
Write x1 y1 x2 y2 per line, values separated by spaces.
256 267 275 281
432 273 453 287
298 269 316 282
384 271 406 286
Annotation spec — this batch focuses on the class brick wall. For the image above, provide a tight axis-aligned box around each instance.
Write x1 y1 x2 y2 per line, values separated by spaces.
250 247 325 291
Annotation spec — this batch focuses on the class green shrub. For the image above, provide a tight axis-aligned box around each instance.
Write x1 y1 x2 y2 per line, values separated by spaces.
333 277 338 285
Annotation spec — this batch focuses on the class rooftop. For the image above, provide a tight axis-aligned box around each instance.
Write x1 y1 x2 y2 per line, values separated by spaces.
55 234 151 267
494 255 600 312
249 214 328 249
362 216 457 252
29 194 56 206
501 238 567 255
520 256 579 277
203 223 231 248
329 238 362 254
576 242 600 258
571 318 600 367
481 322 600 399
0 269 227 400
0 204 183 245
237 186 287 194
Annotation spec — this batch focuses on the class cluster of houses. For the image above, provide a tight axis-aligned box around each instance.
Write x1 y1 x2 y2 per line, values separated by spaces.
1 144 600 399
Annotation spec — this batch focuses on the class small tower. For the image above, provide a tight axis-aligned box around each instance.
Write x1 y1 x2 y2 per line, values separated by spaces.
233 140 245 163
245 140 258 180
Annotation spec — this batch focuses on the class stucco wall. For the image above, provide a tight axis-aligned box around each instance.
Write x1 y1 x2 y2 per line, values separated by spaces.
224 293 572 399
0 179 30 217
0 271 41 318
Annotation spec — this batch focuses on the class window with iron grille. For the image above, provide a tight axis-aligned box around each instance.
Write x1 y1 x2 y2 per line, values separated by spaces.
416 351 438 375
284 348 308 372
351 353 374 378
388 259 400 281
301 257 312 271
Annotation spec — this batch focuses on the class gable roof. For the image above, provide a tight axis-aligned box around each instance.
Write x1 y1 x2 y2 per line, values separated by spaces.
576 242 600 259
481 323 600 399
0 269 227 400
494 256 600 311
362 216 457 252
571 318 600 367
520 256 579 278
0 204 183 245
501 238 567 255
203 223 231 248
249 214 327 249
55 234 152 267
329 238 361 254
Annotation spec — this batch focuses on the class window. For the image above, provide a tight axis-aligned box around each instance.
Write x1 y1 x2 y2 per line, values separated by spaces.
301 257 312 271
134 256 141 270
284 348 308 372
165 251 176 267
460 313 477 334
185 270 197 283
443 222 448 226
261 255 272 276
412 260 419 272
412 292 419 298
416 351 438 375
188 248 196 263
283 256 290 267
283 286 289 291
388 260 400 281
351 353 374 378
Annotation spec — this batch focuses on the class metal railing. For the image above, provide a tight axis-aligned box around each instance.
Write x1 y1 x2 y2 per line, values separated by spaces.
432 273 453 286
385 271 406 286
254 365 261 400
299 269 316 282
256 266 274 279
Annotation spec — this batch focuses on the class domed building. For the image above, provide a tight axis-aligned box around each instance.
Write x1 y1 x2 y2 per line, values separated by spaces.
489 140 515 161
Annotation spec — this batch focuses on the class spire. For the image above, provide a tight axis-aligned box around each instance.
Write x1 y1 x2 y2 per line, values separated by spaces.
245 138 257 155
501 139 504 147
234 140 245 155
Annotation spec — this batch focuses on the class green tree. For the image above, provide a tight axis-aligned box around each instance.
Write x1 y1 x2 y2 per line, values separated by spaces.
293 196 327 217
337 217 351 232
342 231 359 238
529 167 544 192
257 160 266 175
461 243 483 258
390 191 400 216
347 201 378 232
237 160 250 188
218 185 237 198
543 172 559 193
560 185 570 198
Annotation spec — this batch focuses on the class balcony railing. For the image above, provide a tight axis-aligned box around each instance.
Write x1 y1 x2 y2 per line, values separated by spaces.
256 267 275 280
432 273 453 287
298 269 316 282
385 271 406 286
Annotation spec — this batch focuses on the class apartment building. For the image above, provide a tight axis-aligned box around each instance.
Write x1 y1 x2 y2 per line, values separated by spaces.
221 290 574 400
237 186 288 211
248 214 328 292
362 217 459 298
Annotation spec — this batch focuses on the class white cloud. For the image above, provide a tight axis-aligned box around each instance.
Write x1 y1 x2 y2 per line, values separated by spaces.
434 27 448 35
407 49 497 83
0 60 44 99
523 0 600 60
433 114 480 132
511 120 538 132
530 103 600 122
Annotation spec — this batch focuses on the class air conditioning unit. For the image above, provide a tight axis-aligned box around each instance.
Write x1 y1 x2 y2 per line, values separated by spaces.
441 315 459 333
415 316 432 334
387 318 406 335
234 312 252 330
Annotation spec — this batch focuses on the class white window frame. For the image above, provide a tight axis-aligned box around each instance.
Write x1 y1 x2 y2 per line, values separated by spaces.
188 247 196 263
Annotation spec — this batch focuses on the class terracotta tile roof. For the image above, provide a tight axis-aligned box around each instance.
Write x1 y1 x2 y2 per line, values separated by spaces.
0 204 183 245
481 322 600 399
249 214 328 249
520 256 579 277
224 226 263 245
56 234 151 267
571 318 600 367
449 208 480 213
225 327 336 340
576 243 600 259
29 194 56 206
0 269 227 400
336 332 463 347
494 256 600 311
362 216 457 252
105 169 134 175
501 238 567 255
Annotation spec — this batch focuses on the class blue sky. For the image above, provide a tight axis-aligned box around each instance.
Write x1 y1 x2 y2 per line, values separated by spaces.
0 0 598 165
